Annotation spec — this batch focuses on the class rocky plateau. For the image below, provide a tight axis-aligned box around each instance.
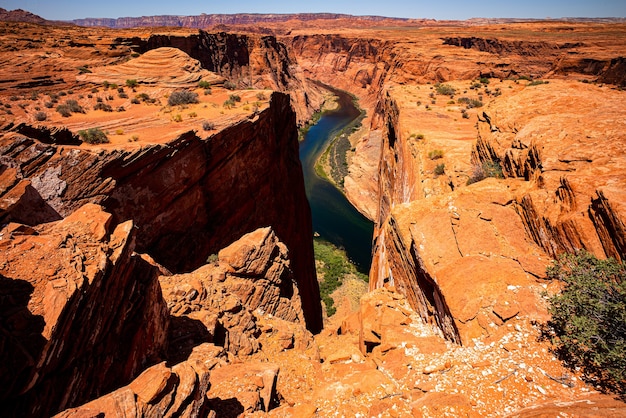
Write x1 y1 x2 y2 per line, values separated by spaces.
0 10 625 417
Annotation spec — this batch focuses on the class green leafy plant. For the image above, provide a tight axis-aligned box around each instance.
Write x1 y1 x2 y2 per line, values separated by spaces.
224 80 237 90
125 79 138 89
544 251 626 395
198 80 211 89
78 127 109 144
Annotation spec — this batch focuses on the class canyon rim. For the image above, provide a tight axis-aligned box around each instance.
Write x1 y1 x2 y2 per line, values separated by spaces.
0 7 625 417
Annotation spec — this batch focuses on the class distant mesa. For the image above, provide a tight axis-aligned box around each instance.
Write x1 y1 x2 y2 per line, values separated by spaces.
76 47 225 87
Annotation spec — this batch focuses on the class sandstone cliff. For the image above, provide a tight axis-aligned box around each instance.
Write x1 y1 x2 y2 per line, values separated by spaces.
120 30 324 124
0 204 169 417
0 91 322 333
369 79 626 345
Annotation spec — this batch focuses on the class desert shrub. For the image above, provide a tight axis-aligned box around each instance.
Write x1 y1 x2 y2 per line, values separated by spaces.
44 101 54 109
457 97 483 108
78 127 109 144
117 87 124 93
172 113 183 122
229 94 241 102
91 88 99 93
78 66 91 74
197 80 211 89
56 104 72 117
467 159 503 184
34 111 47 121
168 90 199 106
58 91 67 97
93 102 113 112
203 88 212 95
528 80 549 86
223 80 237 90
544 251 626 394
116 106 125 112
118 92 128 99
103 81 110 89
223 99 235 109
125 79 138 89
462 110 470 119
202 121 215 131
479 77 490 84
434 163 445 176
188 112 197 118
256 92 267 101
131 97 140 104
115 129 124 135
435 83 456 96
65 99 84 113
428 149 444 160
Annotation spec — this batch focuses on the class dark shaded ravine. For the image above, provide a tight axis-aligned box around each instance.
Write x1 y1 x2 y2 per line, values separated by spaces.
299 87 374 272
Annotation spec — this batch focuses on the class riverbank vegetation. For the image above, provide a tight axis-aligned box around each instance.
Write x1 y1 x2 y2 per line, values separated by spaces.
315 93 365 191
314 238 369 317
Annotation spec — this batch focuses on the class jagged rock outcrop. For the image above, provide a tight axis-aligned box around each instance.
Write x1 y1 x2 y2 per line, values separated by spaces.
0 203 169 417
55 344 228 418
161 227 305 358
369 79 626 344
0 92 323 333
472 80 626 261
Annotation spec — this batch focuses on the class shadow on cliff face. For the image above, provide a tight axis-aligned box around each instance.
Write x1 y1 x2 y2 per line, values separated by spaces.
0 276 46 402
207 397 245 418
166 315 212 365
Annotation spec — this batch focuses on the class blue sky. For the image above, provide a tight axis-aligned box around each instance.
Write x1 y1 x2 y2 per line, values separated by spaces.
1 0 625 21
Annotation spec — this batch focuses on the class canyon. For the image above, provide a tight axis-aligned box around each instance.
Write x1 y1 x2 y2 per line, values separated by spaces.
0 9 625 417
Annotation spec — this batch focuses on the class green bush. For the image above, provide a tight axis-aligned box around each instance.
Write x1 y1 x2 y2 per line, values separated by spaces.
34 111 47 121
435 83 456 96
457 97 483 109
223 80 237 90
544 251 625 394
434 163 445 176
167 90 199 106
428 149 444 160
125 79 138 89
229 94 241 103
198 80 211 89
78 127 109 144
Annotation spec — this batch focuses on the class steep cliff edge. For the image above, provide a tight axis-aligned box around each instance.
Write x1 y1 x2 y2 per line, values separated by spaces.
370 80 626 344
0 204 169 417
0 91 322 333
122 31 324 125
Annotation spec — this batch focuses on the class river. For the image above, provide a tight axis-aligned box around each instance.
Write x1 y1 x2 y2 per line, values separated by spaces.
299 88 374 273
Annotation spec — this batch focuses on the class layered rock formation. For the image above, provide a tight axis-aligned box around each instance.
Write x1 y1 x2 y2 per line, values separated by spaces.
77 47 226 87
369 78 626 346
0 203 169 417
0 91 322 333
